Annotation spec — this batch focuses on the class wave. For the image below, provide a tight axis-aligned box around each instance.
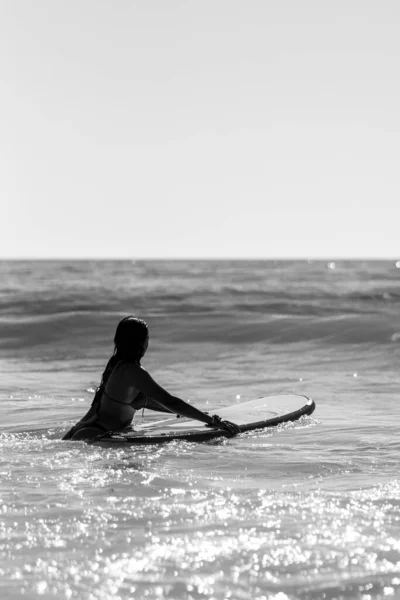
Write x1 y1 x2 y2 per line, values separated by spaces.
162 314 400 345
1 260 399 355
0 311 399 354
1 286 399 321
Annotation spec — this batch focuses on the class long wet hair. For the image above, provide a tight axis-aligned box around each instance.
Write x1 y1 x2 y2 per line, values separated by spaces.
92 316 149 403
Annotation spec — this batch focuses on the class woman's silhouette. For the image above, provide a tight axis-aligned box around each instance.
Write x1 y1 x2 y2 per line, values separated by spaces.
63 316 240 440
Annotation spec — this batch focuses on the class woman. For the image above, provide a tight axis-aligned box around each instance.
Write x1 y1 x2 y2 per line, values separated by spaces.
63 316 240 440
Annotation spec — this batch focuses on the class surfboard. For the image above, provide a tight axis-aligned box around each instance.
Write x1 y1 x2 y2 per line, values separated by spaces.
90 394 315 445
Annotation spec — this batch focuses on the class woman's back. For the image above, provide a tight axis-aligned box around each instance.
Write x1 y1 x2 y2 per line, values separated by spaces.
98 361 144 428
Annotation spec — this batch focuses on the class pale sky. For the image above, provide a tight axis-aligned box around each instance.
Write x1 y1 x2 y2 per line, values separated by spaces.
1 0 399 258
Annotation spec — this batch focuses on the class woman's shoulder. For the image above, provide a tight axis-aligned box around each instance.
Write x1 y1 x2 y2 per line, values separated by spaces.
105 360 144 393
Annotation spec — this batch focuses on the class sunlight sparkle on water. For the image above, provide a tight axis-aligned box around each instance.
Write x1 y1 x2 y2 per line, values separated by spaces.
2 469 400 599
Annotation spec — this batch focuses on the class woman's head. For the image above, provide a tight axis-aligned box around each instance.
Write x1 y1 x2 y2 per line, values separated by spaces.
114 316 149 361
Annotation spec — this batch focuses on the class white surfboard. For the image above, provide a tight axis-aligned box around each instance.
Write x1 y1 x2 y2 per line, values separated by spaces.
90 394 315 445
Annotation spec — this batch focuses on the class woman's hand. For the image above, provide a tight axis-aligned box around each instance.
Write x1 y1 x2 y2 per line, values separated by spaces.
206 414 241 436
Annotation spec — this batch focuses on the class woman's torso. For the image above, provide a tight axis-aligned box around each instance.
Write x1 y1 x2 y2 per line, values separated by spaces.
95 360 145 430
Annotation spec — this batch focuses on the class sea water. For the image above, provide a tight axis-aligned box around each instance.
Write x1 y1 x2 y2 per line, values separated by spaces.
0 260 399 600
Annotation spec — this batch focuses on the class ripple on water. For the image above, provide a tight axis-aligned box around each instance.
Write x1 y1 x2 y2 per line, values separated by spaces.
1 423 400 599
2 458 400 600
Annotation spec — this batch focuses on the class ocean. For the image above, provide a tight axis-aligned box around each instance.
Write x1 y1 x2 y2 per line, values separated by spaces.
0 259 399 600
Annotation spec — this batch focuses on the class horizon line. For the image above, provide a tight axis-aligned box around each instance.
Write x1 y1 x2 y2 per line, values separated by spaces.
1 256 399 262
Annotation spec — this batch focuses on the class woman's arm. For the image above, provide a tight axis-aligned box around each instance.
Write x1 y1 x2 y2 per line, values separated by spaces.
130 364 241 435
144 397 176 414
131 364 213 424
